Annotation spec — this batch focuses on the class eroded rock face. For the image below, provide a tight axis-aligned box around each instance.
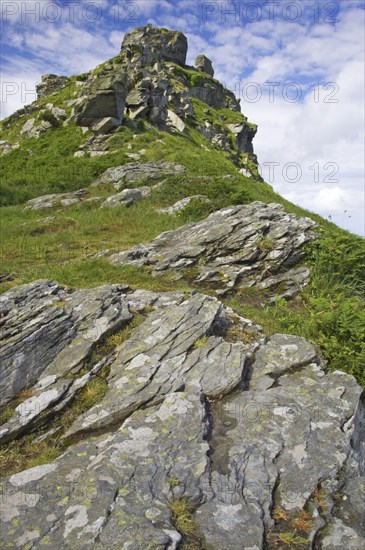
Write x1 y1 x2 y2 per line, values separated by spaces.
0 281 185 441
195 54 214 76
110 201 317 299
0 282 364 549
36 74 70 99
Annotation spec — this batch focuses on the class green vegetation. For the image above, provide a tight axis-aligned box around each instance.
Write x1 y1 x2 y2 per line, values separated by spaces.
168 498 209 549
228 229 365 388
0 377 107 477
192 335 208 349
267 507 313 549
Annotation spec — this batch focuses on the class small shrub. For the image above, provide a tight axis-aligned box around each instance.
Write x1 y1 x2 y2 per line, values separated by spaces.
39 110 60 128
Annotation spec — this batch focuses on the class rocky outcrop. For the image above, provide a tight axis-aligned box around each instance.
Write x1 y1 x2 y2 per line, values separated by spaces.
93 161 186 189
74 73 127 128
0 282 364 549
157 195 209 215
67 25 255 174
100 186 151 208
25 189 90 210
110 201 316 299
121 25 188 67
0 281 185 438
0 140 14 156
36 74 70 99
195 54 214 76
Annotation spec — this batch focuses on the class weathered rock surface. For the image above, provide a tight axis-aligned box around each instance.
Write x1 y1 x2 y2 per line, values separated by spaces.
0 282 363 549
157 195 209 214
121 25 188 67
110 201 316 299
36 74 70 99
25 189 90 210
195 54 214 76
0 281 185 440
93 161 186 190
100 186 151 208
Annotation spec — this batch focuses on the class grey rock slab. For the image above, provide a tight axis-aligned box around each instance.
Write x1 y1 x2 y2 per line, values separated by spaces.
25 189 89 210
195 342 364 548
157 195 209 215
101 186 152 208
0 283 364 548
0 392 207 549
0 281 185 440
101 188 143 208
64 294 250 438
93 161 186 190
110 201 316 299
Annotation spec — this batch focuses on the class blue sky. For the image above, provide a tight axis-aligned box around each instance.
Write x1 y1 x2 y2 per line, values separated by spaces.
1 0 364 236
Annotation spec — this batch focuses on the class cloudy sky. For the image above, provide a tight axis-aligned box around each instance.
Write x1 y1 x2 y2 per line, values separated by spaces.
1 0 364 235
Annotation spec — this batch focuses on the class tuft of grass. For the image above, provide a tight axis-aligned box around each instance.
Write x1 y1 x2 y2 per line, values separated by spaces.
268 507 313 549
168 498 198 536
192 336 208 350
90 314 146 364
169 476 181 489
0 378 108 477
0 389 33 425
257 236 275 253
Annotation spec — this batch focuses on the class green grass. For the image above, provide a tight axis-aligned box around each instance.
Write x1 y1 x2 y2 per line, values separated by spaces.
0 378 108 477
227 229 365 388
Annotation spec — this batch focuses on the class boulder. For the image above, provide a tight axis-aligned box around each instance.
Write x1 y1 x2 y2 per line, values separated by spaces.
90 117 121 134
25 189 89 210
121 25 188 67
157 195 209 214
166 109 186 133
36 74 70 99
227 123 257 154
51 107 67 120
110 201 316 299
195 54 214 76
93 161 186 190
101 188 144 208
0 140 13 156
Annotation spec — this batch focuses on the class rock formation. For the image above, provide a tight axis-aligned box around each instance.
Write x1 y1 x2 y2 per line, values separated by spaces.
110 201 316 300
51 25 258 172
36 74 70 98
195 54 215 76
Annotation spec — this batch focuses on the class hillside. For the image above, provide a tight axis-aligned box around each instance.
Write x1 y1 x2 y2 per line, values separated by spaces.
0 25 364 550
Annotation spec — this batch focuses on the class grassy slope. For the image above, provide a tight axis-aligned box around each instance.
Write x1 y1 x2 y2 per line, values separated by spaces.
0 72 364 391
